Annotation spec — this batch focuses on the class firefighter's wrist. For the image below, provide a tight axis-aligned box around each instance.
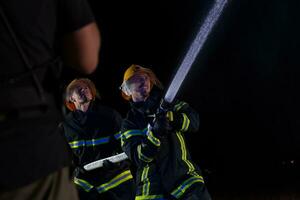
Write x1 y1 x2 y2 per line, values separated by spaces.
167 111 184 131
146 129 161 147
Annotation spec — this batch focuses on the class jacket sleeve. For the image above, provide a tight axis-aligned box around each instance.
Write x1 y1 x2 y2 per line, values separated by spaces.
61 121 84 166
112 110 123 141
120 115 161 167
109 109 124 153
167 100 200 133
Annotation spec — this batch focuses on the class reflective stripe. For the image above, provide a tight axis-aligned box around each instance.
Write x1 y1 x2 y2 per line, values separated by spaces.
175 101 187 111
137 145 154 162
69 140 85 149
86 136 110 146
69 136 110 149
176 132 195 173
114 131 122 140
121 128 159 147
166 111 174 122
180 113 190 132
171 176 204 199
74 170 133 194
146 130 161 147
122 129 147 140
190 171 200 177
74 177 94 192
141 165 150 196
97 170 133 194
135 195 165 200
121 137 125 147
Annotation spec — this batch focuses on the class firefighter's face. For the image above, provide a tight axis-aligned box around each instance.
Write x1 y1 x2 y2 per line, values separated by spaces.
70 83 93 104
126 73 151 102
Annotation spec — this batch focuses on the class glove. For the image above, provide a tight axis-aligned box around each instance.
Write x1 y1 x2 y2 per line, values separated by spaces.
75 166 87 175
159 100 173 111
103 160 119 171
166 110 184 131
151 112 172 137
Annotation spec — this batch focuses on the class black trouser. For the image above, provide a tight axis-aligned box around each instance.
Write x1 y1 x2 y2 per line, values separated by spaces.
77 179 136 200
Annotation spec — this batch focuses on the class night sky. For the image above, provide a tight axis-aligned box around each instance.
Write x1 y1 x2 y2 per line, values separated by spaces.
65 0 300 193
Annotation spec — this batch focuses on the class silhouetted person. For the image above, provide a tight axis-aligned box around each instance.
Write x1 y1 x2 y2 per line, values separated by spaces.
0 0 100 199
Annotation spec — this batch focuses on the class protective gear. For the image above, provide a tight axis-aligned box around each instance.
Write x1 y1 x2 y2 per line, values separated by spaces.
120 64 163 100
166 110 185 131
121 86 209 199
65 78 98 111
151 112 172 137
62 100 134 199
102 160 119 171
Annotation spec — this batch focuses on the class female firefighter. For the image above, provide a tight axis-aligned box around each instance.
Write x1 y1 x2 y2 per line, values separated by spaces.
62 78 135 200
119 65 211 200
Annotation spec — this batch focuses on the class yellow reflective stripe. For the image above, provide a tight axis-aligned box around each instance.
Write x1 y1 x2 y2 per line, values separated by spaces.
181 113 187 131
96 170 133 193
121 128 147 146
74 177 94 192
176 132 195 173
121 137 126 147
175 101 187 111
190 171 200 177
135 195 164 200
69 140 85 149
180 113 190 132
166 111 174 122
146 130 161 147
171 176 204 199
122 129 146 139
141 165 150 196
137 145 154 162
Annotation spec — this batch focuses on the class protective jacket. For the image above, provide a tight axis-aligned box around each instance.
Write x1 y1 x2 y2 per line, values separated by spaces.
63 100 133 194
121 87 205 200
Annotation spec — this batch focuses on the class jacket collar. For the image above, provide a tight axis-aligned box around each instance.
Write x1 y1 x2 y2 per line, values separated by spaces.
130 86 163 115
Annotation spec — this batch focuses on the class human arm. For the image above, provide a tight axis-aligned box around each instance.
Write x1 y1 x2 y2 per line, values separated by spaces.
120 116 161 167
62 22 100 74
59 0 101 74
166 100 200 133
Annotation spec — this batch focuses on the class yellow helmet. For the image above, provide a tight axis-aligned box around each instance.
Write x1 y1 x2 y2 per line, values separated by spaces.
120 64 163 100
123 64 139 83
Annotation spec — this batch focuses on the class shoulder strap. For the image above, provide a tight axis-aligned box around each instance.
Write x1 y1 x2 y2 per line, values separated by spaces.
0 4 45 103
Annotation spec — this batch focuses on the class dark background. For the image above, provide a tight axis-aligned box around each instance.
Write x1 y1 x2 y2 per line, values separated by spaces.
66 0 300 197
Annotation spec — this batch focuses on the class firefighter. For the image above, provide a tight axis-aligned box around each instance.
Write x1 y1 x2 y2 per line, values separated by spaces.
62 78 135 200
119 65 211 200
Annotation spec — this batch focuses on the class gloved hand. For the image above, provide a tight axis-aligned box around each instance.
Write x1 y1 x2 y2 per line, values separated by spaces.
159 99 173 111
166 110 184 131
75 166 87 175
151 112 172 137
103 160 119 171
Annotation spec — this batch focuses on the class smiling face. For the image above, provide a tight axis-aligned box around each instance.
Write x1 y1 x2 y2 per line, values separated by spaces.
126 73 151 102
